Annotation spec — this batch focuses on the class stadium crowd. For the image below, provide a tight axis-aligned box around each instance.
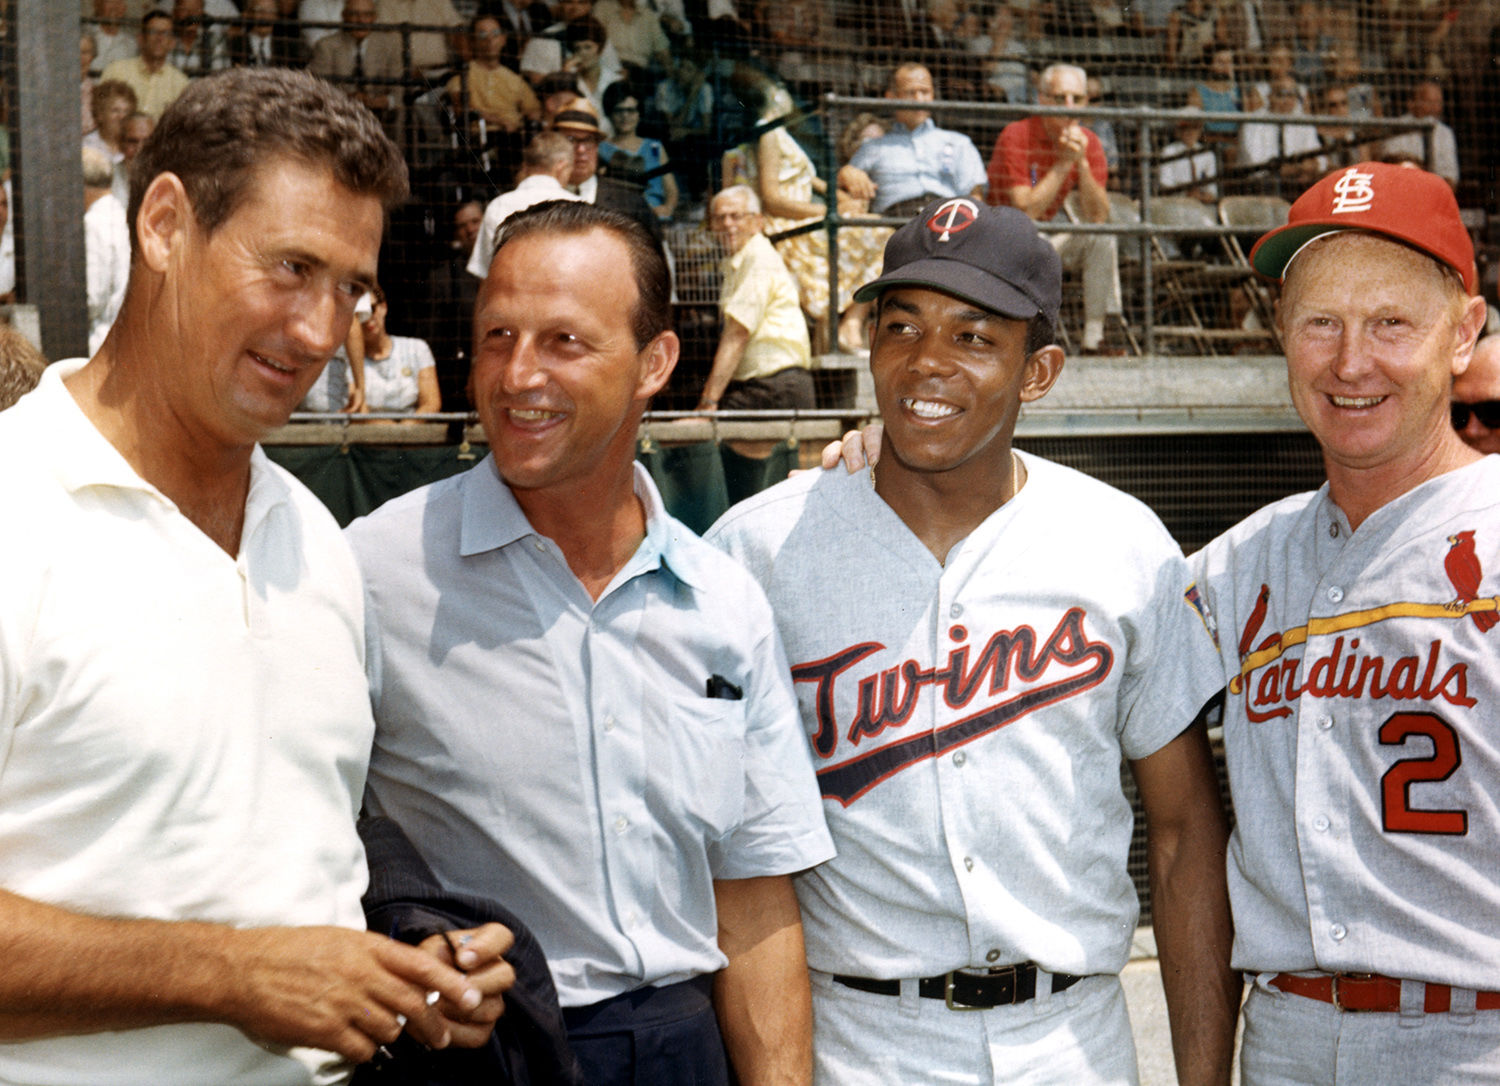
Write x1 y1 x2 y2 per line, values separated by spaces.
39 0 1500 394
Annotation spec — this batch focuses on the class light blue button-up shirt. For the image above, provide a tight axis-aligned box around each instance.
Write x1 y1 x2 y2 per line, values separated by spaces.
347 458 834 1008
848 117 988 213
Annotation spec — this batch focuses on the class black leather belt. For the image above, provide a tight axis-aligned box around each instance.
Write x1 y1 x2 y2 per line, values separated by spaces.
833 962 1084 1010
883 195 951 218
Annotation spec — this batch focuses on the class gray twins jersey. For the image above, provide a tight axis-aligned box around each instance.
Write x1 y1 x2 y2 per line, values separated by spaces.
706 453 1211 979
1187 456 1500 989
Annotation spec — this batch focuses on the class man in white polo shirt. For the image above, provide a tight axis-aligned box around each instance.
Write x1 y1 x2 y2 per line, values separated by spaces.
0 68 511 1084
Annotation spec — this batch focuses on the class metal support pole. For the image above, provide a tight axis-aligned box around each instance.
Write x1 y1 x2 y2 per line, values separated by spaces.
1136 108 1156 356
16 4 87 359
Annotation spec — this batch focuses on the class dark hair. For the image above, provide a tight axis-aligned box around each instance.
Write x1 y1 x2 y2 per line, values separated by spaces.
1024 312 1055 355
492 200 670 349
141 8 172 28
128 68 407 250
602 79 641 117
563 16 606 48
469 12 501 36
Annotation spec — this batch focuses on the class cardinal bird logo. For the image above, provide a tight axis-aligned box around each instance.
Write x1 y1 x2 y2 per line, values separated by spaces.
1445 531 1498 632
1237 584 1278 660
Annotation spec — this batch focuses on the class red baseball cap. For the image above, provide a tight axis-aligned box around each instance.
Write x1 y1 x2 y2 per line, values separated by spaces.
1250 162 1476 293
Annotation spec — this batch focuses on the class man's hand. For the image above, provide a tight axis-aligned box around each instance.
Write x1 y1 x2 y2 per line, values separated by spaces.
818 421 884 473
1057 121 1089 165
415 924 516 1049
223 925 486 1064
342 385 367 414
836 164 877 203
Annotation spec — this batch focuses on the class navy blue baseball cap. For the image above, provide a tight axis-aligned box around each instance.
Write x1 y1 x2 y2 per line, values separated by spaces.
853 197 1062 327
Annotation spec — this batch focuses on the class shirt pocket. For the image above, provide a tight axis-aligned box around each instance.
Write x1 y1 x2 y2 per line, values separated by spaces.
667 698 747 838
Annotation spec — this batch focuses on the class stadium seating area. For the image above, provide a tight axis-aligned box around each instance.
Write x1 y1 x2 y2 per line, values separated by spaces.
44 1 1500 410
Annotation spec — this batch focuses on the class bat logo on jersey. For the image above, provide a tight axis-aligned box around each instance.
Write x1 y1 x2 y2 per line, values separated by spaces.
1226 533 1500 720
791 608 1114 805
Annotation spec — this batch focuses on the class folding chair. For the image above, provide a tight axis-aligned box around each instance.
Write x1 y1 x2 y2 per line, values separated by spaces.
1217 195 1291 346
1146 195 1275 354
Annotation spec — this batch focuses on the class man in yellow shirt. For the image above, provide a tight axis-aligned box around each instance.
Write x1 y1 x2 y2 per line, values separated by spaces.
445 15 539 143
100 10 189 119
699 185 814 412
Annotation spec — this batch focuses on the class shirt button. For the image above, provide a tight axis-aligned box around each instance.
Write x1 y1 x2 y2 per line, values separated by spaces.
985 949 1001 963
1314 815 1330 832
1329 521 1340 538
533 541 545 552
614 815 629 834
1327 586 1344 603
964 856 974 871
1318 715 1334 731
953 751 967 767
950 603 963 619
603 716 617 733
1330 923 1347 941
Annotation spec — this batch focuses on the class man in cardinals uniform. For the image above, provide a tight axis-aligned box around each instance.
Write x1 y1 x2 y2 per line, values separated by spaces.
706 197 1239 1086
1184 162 1500 1083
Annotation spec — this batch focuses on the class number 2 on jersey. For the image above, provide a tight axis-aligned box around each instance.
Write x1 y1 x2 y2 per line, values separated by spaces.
1379 711 1468 835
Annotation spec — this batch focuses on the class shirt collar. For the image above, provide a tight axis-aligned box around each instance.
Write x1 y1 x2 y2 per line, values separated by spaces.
458 455 711 591
40 356 292 534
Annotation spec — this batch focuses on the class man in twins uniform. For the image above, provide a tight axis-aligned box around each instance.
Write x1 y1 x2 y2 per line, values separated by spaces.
707 197 1240 1085
1185 162 1500 1084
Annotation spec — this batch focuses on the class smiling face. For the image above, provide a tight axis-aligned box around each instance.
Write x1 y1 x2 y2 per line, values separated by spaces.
1278 232 1485 480
471 227 675 498
709 189 762 254
610 95 640 137
869 286 1057 483
154 156 383 449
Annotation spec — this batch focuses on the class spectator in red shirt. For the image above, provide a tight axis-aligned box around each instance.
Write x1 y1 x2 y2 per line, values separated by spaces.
987 63 1124 353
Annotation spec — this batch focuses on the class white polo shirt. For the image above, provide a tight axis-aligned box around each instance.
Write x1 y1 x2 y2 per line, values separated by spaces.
0 359 374 1085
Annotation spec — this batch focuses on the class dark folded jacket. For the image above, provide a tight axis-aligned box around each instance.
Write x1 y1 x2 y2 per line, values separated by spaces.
352 815 583 1086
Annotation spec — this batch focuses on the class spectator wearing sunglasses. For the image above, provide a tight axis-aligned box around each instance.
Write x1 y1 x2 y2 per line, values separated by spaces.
1453 335 1500 455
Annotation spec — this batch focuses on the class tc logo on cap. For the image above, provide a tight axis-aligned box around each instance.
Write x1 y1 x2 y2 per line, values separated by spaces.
1331 167 1375 214
926 198 979 242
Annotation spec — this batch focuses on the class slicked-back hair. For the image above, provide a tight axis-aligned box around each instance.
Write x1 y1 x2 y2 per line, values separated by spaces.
127 67 408 252
491 200 671 350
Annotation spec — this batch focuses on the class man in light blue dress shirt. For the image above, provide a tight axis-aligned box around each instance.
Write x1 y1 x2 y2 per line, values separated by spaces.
839 63 988 216
346 199 835 1086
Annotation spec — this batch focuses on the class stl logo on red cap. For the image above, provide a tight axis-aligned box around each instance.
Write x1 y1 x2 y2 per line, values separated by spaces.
927 198 979 242
1330 167 1376 215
